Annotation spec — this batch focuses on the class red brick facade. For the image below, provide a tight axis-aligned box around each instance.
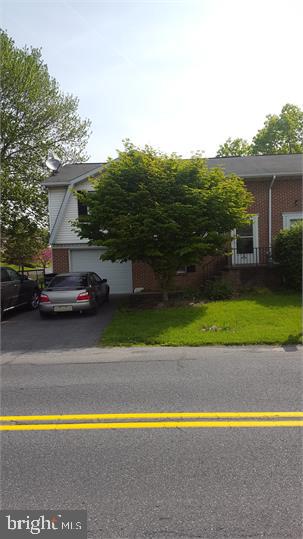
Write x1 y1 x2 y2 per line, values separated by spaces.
132 257 215 291
247 176 302 245
271 177 302 237
133 176 302 292
132 261 157 291
52 248 69 273
52 176 302 292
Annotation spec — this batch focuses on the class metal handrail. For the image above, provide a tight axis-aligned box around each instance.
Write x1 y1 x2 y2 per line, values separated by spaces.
199 247 272 284
227 247 272 266
200 254 227 282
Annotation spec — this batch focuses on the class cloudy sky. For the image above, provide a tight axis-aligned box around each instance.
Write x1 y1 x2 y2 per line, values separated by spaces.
2 0 302 161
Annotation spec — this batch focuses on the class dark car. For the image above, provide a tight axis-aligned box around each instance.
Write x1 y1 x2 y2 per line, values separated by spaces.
39 272 110 318
1 267 40 318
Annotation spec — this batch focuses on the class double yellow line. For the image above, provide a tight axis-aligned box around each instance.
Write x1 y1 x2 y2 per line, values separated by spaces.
1 411 303 431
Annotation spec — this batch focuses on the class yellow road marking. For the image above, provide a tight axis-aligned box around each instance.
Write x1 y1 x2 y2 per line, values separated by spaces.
1 420 303 431
1 411 303 422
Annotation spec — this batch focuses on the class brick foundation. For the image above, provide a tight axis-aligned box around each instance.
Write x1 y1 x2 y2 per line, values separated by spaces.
52 248 69 273
221 266 282 290
132 257 215 292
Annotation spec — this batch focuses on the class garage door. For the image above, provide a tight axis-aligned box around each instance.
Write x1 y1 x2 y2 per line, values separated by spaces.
70 249 133 294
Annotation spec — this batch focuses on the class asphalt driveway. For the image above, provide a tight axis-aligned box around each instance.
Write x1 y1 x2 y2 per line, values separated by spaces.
1 296 123 353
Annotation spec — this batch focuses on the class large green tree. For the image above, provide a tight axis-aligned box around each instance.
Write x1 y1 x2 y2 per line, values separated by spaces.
217 104 303 156
1 218 48 271
217 137 251 157
74 142 253 300
0 30 91 229
252 104 303 154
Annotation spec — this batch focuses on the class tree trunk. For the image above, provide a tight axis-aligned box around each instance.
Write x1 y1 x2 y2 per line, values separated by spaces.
162 289 169 303
157 272 174 303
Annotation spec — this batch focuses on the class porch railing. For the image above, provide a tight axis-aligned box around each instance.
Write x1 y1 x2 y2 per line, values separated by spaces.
227 246 272 266
200 254 228 282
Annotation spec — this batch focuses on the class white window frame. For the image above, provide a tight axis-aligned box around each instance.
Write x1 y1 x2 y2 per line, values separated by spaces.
231 215 259 265
282 212 303 230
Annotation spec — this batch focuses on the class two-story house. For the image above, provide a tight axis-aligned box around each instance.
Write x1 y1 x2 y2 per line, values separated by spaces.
44 154 302 294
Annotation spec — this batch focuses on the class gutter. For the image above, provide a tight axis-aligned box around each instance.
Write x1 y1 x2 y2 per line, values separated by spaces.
268 175 276 259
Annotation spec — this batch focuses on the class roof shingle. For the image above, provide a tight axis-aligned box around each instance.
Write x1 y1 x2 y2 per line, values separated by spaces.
206 153 303 177
43 162 104 186
43 154 303 187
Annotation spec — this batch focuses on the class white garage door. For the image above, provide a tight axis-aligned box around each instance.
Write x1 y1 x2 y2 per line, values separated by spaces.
70 249 133 294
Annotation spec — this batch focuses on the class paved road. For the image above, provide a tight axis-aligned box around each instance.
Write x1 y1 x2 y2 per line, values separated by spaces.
1 296 123 353
1 347 302 538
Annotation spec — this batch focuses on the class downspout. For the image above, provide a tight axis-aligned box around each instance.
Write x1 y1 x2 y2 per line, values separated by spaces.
268 175 276 262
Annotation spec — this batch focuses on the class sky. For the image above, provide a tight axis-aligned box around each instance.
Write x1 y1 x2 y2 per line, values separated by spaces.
2 0 303 162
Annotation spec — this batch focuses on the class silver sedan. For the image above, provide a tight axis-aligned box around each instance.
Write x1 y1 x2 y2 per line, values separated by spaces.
39 272 109 318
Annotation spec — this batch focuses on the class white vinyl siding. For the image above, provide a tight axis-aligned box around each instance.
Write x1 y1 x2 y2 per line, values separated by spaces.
49 180 93 244
70 249 133 294
75 180 93 192
56 193 88 244
48 189 65 232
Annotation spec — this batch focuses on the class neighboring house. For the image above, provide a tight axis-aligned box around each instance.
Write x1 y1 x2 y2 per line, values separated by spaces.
44 154 303 294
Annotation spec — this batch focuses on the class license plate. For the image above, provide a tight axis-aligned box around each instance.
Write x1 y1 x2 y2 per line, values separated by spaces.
54 305 73 312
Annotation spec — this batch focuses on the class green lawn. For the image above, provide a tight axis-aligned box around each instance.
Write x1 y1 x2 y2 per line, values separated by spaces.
3 263 44 272
101 291 302 346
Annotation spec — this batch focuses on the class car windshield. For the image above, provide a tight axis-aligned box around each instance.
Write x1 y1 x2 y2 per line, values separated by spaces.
48 274 88 289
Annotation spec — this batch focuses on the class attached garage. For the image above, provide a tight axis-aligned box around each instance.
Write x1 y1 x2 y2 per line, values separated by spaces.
70 249 133 294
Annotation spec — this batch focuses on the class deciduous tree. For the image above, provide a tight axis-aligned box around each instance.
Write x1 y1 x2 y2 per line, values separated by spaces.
1 219 48 272
74 142 253 301
34 247 52 270
217 137 251 157
216 104 303 156
251 104 303 155
0 30 91 229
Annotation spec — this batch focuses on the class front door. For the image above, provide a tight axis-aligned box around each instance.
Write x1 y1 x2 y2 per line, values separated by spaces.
231 216 259 265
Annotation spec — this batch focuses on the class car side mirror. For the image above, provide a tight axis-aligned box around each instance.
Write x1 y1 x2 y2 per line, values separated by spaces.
102 279 107 283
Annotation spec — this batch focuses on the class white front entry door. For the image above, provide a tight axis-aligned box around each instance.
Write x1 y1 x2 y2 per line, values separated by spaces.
231 216 259 265
70 249 133 294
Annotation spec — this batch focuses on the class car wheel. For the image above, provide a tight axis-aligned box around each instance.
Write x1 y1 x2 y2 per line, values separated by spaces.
105 288 110 303
28 289 40 310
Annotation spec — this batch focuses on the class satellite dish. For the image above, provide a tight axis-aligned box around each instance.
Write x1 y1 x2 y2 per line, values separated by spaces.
45 152 61 173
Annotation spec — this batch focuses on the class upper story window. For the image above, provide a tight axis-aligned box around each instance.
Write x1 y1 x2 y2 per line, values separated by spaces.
77 191 88 217
282 212 303 230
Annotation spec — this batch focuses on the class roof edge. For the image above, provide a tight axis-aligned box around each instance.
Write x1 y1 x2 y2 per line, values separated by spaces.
207 153 303 160
43 164 104 187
